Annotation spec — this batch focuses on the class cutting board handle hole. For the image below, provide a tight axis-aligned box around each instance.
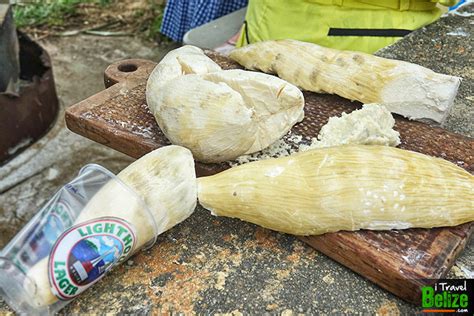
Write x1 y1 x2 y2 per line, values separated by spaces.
118 63 138 73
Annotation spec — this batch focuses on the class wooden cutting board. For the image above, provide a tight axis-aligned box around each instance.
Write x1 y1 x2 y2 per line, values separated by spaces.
65 53 473 304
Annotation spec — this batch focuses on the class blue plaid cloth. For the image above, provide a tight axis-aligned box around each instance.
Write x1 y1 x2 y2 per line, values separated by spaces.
161 0 248 42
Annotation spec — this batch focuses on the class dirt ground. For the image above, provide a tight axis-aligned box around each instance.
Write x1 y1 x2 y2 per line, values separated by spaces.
15 0 168 43
0 35 176 247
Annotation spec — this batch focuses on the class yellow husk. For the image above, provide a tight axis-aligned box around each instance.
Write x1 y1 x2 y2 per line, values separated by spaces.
229 39 461 123
197 145 473 235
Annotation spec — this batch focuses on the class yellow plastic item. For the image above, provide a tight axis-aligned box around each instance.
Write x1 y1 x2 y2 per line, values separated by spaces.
236 0 455 53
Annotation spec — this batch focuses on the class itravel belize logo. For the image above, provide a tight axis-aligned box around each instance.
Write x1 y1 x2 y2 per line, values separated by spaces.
48 217 136 300
421 279 472 315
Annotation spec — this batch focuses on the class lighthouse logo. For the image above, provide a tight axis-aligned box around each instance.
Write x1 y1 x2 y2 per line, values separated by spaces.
15 200 74 272
48 217 136 300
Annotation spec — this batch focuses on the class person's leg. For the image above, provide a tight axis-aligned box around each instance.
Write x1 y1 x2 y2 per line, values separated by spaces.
161 0 247 43
160 0 191 42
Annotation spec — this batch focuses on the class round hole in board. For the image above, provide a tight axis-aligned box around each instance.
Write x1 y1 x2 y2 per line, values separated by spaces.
118 63 138 73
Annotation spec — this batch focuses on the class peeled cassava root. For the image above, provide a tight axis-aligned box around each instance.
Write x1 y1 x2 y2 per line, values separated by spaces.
230 39 461 124
146 45 304 163
198 145 473 235
25 145 197 307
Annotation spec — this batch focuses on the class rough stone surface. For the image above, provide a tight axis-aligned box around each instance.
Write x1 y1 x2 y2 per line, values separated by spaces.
0 6 472 315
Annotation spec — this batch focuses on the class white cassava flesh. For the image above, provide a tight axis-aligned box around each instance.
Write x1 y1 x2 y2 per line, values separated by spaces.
146 46 305 163
25 145 197 307
230 39 461 123
149 73 256 162
303 103 400 150
198 145 473 236
203 70 304 154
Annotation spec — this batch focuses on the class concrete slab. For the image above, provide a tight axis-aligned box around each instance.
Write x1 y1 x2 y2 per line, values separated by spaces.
0 5 472 314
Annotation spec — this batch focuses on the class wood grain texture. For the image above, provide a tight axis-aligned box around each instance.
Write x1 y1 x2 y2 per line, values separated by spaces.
65 53 473 304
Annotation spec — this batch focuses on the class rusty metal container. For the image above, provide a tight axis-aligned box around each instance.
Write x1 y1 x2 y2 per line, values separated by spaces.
0 31 59 164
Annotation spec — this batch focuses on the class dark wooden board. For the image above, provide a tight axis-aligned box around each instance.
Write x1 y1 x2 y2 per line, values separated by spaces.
65 53 473 304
